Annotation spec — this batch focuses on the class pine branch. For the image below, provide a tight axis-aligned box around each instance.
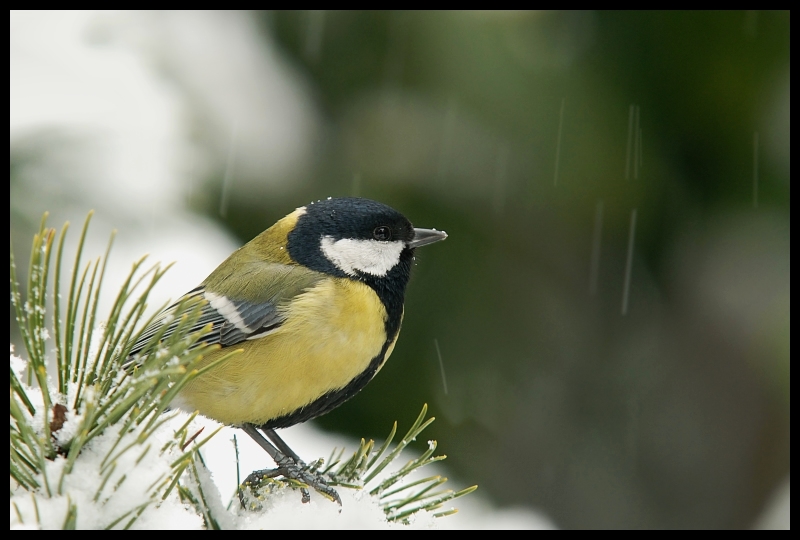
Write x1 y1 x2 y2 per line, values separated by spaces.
10 212 225 529
243 403 478 523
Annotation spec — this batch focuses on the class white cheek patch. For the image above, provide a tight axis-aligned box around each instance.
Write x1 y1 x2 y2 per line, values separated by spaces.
320 236 405 277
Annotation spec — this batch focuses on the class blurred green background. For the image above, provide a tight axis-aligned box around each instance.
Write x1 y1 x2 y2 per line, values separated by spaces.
10 11 789 528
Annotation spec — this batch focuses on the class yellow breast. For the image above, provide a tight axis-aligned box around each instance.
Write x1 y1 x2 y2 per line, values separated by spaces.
175 278 390 426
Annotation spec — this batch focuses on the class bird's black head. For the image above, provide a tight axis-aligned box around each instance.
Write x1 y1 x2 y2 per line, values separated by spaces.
286 197 446 334
287 197 418 280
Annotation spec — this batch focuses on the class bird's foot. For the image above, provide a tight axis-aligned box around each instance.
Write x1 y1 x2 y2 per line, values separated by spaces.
239 455 341 509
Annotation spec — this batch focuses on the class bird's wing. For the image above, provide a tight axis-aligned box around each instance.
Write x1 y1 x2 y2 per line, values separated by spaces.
126 263 323 361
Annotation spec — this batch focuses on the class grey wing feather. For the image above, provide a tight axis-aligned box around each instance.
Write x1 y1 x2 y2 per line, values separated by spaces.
125 264 323 368
216 296 284 346
125 287 285 366
125 288 215 361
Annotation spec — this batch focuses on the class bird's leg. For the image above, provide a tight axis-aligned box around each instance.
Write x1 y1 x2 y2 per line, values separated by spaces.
263 428 304 463
239 423 341 507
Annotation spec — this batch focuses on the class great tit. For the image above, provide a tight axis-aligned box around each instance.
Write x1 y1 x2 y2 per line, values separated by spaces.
128 197 447 505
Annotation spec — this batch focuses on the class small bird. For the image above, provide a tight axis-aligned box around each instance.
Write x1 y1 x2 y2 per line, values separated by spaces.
128 197 447 504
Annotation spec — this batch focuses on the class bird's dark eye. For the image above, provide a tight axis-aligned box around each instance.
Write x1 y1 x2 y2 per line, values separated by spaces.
373 226 392 241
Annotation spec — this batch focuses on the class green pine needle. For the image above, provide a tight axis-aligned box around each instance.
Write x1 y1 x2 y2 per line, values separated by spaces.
243 403 478 523
10 212 225 528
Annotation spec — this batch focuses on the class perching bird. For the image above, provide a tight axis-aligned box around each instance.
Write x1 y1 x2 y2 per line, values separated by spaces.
127 197 447 504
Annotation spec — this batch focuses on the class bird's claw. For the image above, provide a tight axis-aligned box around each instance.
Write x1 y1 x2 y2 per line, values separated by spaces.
239 462 341 509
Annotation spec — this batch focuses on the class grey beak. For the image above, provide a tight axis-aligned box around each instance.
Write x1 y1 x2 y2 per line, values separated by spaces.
409 228 448 248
